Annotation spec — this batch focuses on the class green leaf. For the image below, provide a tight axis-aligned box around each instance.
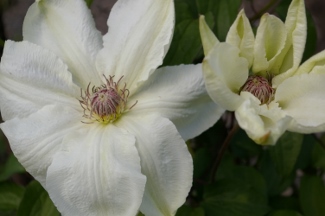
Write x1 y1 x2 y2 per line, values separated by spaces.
213 0 241 41
299 175 325 216
311 135 325 170
269 132 303 176
268 210 303 216
0 154 25 182
202 179 269 216
17 181 59 216
176 205 205 216
230 128 262 158
269 196 300 212
258 151 295 196
0 182 24 211
295 135 315 170
84 0 93 7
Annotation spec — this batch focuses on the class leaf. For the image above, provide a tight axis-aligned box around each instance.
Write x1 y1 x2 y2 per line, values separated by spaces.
84 0 93 8
258 150 295 196
230 128 262 158
17 181 59 216
269 132 303 176
299 175 325 216
269 196 300 212
268 210 303 216
176 205 205 216
202 179 269 216
311 135 325 170
0 182 24 211
0 154 25 182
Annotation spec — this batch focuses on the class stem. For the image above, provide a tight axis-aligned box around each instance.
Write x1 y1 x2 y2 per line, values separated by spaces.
209 123 239 183
249 0 279 22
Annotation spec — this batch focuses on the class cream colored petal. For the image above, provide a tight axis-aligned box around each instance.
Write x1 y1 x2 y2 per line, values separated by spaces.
272 0 307 86
199 15 219 56
275 73 325 133
226 10 254 68
203 43 247 111
46 124 146 216
0 105 82 186
129 64 224 141
235 92 292 145
96 0 174 92
23 0 103 88
118 114 193 216
295 50 325 75
0 41 80 121
253 14 287 76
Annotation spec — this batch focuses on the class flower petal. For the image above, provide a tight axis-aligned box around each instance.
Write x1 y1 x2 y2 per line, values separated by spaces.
129 64 224 141
253 14 287 76
118 114 192 216
275 73 325 133
96 0 174 92
295 49 325 75
46 124 146 216
203 42 247 111
272 0 307 86
235 92 292 145
199 15 219 56
0 104 82 186
23 0 103 88
226 10 254 68
0 40 80 121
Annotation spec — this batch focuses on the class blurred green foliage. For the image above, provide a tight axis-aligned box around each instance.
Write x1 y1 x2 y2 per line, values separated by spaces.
0 0 324 215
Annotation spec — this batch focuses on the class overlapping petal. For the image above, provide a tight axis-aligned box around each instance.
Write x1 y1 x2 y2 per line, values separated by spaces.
46 124 146 216
253 14 287 76
0 40 80 121
118 114 192 216
128 64 224 140
295 49 325 75
203 42 247 111
226 10 254 68
96 0 174 92
0 105 82 186
235 92 292 145
23 0 103 88
275 73 325 133
199 16 219 56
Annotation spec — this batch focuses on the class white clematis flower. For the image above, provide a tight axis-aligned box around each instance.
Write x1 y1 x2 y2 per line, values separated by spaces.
200 0 325 145
0 0 223 215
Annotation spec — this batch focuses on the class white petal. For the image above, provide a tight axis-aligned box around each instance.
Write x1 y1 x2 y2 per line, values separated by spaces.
203 42 247 111
46 124 146 216
253 14 287 75
275 73 325 133
226 10 254 68
272 0 307 86
199 15 219 56
295 49 325 75
129 64 224 141
0 105 82 186
235 92 292 145
23 0 103 88
118 114 193 216
0 41 80 121
96 0 174 92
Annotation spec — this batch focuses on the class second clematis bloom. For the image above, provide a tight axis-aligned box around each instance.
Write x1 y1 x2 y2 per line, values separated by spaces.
0 0 223 215
200 0 325 145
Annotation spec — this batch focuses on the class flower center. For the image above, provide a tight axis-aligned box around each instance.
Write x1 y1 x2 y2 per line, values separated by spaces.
240 75 275 104
79 75 136 124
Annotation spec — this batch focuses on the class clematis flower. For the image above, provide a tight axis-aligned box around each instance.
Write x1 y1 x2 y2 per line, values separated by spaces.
200 0 325 145
0 0 223 215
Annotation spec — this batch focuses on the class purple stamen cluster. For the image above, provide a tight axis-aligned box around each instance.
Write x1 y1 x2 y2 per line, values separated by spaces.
80 75 136 124
240 75 275 104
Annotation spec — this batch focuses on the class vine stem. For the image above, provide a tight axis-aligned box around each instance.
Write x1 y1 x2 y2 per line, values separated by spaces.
312 134 325 151
249 0 279 22
209 123 239 183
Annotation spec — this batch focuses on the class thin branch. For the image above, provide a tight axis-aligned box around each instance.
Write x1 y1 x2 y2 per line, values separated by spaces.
209 123 239 183
249 0 279 22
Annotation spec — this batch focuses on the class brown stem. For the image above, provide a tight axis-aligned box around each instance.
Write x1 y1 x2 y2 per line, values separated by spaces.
249 0 279 22
209 123 239 183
